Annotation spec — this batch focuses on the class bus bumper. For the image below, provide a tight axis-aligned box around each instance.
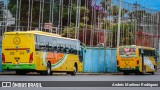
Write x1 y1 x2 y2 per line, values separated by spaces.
117 66 139 72
2 64 35 70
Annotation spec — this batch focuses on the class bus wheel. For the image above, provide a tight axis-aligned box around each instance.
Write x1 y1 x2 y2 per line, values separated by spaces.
135 72 141 75
66 72 71 74
71 64 77 76
39 71 46 75
46 62 52 75
123 72 129 75
151 72 155 75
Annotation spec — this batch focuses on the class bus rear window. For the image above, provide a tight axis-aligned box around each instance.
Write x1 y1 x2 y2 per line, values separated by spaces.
119 46 136 56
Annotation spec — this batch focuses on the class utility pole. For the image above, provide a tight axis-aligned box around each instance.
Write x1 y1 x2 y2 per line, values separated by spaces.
117 0 121 47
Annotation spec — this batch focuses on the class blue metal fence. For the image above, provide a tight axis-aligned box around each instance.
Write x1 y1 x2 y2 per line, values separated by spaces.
83 47 117 73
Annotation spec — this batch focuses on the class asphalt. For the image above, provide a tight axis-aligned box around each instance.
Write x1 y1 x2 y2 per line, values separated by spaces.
0 69 160 90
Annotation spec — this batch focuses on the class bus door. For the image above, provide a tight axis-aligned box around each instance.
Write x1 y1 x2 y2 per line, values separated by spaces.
140 48 145 73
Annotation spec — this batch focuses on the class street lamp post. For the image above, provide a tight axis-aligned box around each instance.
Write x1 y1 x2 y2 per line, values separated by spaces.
117 0 122 47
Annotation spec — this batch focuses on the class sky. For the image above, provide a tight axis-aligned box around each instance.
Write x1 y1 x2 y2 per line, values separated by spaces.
122 0 160 11
1 0 160 11
95 0 160 11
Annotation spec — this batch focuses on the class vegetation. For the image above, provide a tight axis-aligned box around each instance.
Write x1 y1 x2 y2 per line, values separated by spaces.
7 0 151 47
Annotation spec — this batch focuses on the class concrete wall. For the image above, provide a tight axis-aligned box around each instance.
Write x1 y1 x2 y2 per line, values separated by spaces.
83 47 117 73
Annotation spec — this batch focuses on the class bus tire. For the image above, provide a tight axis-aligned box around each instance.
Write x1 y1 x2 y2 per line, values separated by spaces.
39 71 46 75
46 62 52 75
71 63 77 76
151 72 155 75
123 72 129 75
66 72 71 74
135 72 141 75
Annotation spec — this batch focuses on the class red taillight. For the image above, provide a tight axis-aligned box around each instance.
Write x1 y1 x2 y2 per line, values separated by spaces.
117 61 119 65
29 52 33 63
2 53 5 63
137 60 139 65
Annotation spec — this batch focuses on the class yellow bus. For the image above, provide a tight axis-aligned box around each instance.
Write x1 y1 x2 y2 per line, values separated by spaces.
2 31 83 75
117 45 157 75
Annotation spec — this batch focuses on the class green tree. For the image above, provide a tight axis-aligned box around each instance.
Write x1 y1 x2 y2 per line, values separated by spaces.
8 0 58 27
111 22 135 47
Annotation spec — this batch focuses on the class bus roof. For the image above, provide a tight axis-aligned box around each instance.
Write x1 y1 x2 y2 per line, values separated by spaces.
4 31 80 41
137 46 155 50
119 45 155 50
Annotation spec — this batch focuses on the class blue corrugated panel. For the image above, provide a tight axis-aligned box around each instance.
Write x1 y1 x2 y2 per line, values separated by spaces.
105 49 111 72
92 49 99 72
83 48 99 73
106 49 117 72
98 49 105 72
83 48 92 72
83 47 117 73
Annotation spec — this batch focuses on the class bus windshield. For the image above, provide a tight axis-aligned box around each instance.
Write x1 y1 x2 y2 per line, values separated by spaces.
119 46 136 56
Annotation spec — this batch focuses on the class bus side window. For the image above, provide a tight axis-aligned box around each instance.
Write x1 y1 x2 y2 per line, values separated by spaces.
39 35 45 48
74 45 77 54
69 45 72 54
57 44 60 52
57 44 63 53
79 50 83 62
153 51 155 56
52 38 57 52
60 44 64 53
150 50 152 56
66 47 69 54
63 44 67 53
144 50 147 56
147 50 149 56
48 37 53 51
34 35 39 51
38 35 43 51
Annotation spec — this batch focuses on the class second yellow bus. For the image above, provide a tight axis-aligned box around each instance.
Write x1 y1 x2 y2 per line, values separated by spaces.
117 45 157 75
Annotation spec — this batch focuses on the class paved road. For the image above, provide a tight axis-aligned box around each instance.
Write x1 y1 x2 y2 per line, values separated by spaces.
0 73 160 81
0 70 160 90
